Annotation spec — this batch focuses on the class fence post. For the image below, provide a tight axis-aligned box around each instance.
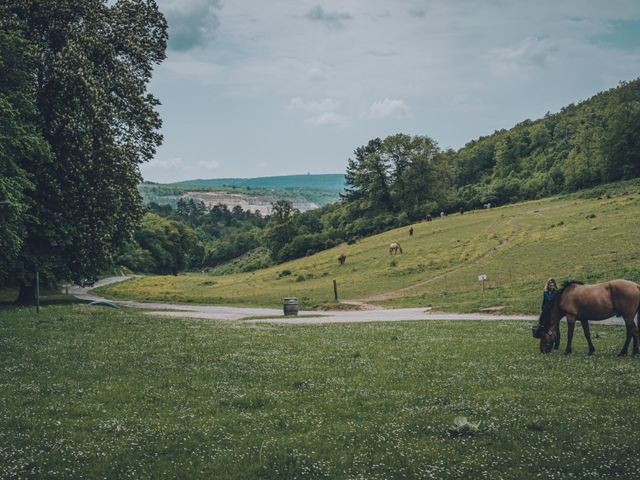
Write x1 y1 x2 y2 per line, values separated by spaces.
333 280 338 302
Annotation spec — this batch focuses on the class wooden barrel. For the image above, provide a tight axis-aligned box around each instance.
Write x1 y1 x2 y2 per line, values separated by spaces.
283 297 299 316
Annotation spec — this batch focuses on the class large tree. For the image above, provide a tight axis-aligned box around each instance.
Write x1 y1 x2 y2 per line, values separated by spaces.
1 0 167 302
0 27 51 283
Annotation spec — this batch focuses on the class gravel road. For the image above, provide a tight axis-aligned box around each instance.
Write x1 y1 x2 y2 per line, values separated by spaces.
72 276 624 326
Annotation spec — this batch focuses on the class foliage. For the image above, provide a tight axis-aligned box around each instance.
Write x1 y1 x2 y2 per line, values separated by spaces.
0 27 49 283
453 79 640 208
2 306 640 478
1 0 167 297
116 213 198 275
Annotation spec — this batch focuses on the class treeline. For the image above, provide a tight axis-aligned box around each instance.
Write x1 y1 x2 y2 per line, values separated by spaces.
116 199 269 275
124 79 640 272
454 79 640 206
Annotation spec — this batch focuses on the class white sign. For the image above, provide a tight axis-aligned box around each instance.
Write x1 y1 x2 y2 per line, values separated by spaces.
478 274 488 281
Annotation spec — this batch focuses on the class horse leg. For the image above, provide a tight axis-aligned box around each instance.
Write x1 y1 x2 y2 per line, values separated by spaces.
579 319 595 355
619 313 639 356
564 316 576 355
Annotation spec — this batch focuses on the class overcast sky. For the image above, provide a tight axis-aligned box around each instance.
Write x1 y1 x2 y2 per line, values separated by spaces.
142 0 640 182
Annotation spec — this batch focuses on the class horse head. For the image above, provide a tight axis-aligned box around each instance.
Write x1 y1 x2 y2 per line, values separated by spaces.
538 289 565 354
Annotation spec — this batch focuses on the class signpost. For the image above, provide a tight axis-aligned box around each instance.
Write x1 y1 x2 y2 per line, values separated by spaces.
478 274 488 292
35 271 40 314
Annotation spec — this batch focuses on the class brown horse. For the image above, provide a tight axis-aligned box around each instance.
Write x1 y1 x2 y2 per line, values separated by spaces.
338 254 346 265
539 280 640 356
389 242 403 254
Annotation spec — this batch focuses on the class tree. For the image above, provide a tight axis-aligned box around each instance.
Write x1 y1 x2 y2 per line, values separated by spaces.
263 200 299 262
0 27 51 284
1 0 167 302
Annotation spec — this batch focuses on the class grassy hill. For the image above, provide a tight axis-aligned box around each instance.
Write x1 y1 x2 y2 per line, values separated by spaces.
98 181 640 313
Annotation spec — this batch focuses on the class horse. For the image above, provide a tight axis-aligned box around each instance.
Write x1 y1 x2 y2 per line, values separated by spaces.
426 214 432 222
409 227 414 236
338 254 346 265
538 280 640 356
389 242 403 254
483 203 492 209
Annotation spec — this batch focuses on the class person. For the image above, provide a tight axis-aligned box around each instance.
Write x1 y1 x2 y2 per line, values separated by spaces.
535 278 561 349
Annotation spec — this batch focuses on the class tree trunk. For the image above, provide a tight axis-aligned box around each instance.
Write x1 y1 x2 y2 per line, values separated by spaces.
16 283 35 306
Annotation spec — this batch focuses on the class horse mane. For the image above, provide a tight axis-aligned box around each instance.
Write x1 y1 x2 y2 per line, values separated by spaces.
561 280 584 289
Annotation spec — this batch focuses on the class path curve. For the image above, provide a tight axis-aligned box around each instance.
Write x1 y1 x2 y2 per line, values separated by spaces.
71 276 624 326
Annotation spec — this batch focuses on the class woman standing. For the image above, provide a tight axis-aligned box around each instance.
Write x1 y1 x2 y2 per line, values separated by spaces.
536 278 561 349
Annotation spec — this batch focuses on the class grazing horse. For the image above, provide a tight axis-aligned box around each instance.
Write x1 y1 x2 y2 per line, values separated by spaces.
426 214 432 222
539 280 640 356
389 242 403 254
338 254 346 265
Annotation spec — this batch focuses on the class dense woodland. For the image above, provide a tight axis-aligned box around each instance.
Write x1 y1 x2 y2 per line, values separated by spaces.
1 1 639 293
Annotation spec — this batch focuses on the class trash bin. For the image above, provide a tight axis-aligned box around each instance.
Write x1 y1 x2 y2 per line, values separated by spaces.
283 297 299 316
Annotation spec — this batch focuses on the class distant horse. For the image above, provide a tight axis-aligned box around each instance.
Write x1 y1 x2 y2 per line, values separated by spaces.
389 243 403 254
440 211 445 218
459 207 464 215
483 203 492 209
409 227 414 236
338 254 346 265
426 215 432 222
539 280 640 356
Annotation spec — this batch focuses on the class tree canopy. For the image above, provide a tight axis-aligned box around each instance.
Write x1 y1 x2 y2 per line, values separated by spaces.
0 0 167 300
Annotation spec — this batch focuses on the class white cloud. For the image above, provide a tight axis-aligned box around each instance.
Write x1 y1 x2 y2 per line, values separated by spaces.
197 160 221 169
288 97 348 126
147 157 184 169
305 112 348 126
368 98 410 119
289 97 341 114
488 37 557 69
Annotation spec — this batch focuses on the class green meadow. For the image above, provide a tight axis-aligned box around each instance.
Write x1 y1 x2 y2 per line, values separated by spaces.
97 187 640 313
2 305 639 479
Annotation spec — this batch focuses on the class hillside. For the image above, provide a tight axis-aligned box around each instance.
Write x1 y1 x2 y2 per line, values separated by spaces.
175 173 345 192
140 174 345 209
97 181 640 313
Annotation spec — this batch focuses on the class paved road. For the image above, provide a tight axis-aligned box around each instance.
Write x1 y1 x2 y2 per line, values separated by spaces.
72 276 624 326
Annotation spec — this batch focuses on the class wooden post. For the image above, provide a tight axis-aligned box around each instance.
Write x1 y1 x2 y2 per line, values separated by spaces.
35 271 40 314
333 280 338 302
482 279 485 292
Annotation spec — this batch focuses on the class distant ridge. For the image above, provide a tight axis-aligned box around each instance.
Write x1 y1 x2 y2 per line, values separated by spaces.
173 173 345 192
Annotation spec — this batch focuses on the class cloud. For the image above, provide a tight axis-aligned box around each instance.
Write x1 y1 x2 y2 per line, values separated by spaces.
159 0 222 51
368 98 410 119
147 157 184 169
289 97 340 113
304 5 353 29
289 97 348 126
305 112 348 126
197 160 221 169
488 37 557 69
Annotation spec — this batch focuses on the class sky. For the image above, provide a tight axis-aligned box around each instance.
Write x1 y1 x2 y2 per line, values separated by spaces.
142 0 640 183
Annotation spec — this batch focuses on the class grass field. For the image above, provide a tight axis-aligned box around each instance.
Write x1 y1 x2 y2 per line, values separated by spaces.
1 305 639 479
97 185 640 313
